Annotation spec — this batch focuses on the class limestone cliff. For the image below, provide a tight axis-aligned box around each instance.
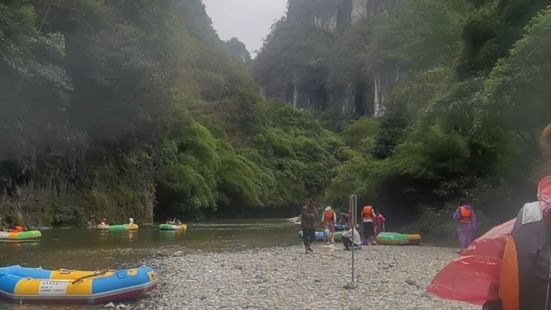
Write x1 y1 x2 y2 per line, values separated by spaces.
0 148 156 227
253 0 402 117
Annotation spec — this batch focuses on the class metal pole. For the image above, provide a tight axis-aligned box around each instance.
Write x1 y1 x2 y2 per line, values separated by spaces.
344 194 358 290
351 194 355 286
349 194 357 288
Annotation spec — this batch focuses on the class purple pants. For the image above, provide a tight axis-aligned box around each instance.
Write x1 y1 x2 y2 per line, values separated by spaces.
457 224 474 249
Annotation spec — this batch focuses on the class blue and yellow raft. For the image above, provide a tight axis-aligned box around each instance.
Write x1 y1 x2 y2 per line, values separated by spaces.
0 265 157 305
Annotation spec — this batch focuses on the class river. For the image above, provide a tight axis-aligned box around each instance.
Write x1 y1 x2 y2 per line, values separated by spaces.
0 220 469 310
0 219 299 270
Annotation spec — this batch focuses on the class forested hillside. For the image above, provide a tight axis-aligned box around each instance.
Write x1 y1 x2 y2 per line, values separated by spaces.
3 0 551 230
0 0 345 226
253 0 551 229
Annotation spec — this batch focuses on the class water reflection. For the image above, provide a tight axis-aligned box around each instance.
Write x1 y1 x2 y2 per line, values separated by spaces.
0 219 298 270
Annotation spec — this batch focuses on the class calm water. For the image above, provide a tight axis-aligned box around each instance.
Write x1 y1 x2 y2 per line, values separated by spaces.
0 219 300 270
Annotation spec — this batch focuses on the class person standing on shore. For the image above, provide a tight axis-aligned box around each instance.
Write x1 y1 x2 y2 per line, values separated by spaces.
452 200 477 251
374 210 386 236
494 125 551 310
361 205 375 244
301 199 317 253
322 206 336 245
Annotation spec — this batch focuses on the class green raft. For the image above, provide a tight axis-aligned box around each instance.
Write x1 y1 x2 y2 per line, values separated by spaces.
0 230 42 241
97 224 139 232
376 232 422 245
159 224 187 231
297 230 343 241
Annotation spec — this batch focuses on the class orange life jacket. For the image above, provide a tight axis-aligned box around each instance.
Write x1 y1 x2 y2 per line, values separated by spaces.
362 206 373 220
459 207 472 224
9 226 23 233
324 210 334 223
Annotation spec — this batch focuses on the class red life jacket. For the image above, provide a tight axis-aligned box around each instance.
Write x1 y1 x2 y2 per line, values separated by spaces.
324 210 334 223
9 226 23 233
362 206 373 220
459 207 472 224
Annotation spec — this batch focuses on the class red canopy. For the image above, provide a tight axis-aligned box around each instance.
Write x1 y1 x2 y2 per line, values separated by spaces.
426 219 515 305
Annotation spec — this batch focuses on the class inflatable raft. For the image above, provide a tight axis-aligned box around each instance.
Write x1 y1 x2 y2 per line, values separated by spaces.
0 230 42 241
159 224 187 231
96 224 138 232
0 265 157 304
297 230 343 241
375 232 422 245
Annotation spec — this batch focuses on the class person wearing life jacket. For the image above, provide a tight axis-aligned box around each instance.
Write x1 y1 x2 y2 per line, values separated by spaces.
452 200 477 251
322 206 337 245
491 175 551 310
374 210 386 236
9 225 24 233
361 205 376 244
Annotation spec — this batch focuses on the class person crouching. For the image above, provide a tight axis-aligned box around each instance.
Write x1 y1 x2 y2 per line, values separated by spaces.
342 226 361 251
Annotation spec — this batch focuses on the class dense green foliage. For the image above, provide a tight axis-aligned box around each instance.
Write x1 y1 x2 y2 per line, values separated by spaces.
254 0 551 228
0 0 345 225
225 38 252 66
157 103 345 219
4 0 551 228
322 0 551 224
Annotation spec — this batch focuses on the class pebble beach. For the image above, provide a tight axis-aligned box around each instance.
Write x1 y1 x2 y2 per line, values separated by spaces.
136 244 478 310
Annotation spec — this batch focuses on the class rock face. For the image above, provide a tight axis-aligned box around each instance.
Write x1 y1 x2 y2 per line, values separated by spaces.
351 0 368 24
0 149 156 228
254 0 402 117
287 0 341 32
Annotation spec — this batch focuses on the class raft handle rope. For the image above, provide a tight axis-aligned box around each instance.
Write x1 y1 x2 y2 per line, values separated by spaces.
71 270 111 284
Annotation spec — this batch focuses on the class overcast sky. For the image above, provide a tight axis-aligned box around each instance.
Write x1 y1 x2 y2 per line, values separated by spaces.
203 0 288 56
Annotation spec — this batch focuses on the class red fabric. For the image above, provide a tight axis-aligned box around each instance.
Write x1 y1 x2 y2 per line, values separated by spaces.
426 219 515 305
323 211 334 223
9 226 24 233
538 175 551 204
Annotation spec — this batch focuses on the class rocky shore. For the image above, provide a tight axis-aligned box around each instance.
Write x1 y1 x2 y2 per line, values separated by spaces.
136 245 478 310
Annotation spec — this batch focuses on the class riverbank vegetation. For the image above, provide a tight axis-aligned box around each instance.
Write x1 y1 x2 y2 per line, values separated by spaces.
0 0 344 226
254 0 551 230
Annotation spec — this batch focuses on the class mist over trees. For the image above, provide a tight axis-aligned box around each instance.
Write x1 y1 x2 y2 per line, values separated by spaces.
0 0 345 225
254 0 551 229
2 0 551 230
